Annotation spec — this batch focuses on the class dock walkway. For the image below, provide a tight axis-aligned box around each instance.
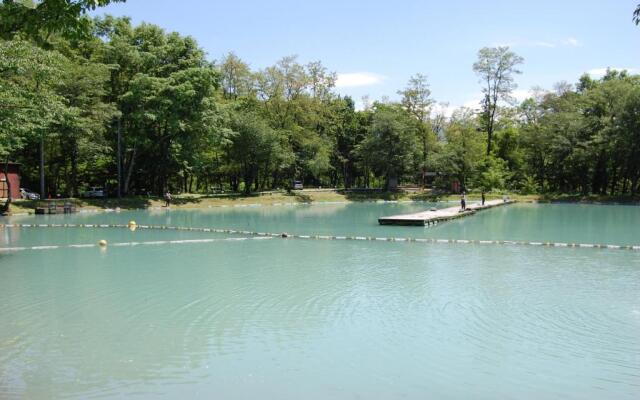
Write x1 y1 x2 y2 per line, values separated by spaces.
378 199 514 226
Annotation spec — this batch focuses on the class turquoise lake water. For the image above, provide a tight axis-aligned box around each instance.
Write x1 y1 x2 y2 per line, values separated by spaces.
1 202 639 399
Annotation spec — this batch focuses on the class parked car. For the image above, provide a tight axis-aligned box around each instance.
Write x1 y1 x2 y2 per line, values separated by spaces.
82 187 106 198
293 180 303 190
20 188 40 200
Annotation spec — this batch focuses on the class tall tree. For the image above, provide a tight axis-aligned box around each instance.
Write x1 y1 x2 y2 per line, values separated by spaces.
96 17 219 194
0 0 125 42
435 108 485 191
398 74 433 122
219 52 253 100
473 46 523 156
223 109 290 193
398 73 434 187
0 38 66 210
355 103 419 190
306 60 336 100
55 57 117 196
327 96 360 188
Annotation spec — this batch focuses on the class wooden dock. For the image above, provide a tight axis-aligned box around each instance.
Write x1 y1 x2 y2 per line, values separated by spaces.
35 200 78 215
378 199 514 226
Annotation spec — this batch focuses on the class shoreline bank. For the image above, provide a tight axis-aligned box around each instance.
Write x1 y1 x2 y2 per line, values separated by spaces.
3 190 639 216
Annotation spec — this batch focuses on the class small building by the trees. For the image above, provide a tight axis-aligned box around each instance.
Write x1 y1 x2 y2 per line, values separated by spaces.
0 163 21 200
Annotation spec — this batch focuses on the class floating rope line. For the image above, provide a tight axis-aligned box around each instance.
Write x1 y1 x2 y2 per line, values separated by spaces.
1 223 639 252
0 236 273 253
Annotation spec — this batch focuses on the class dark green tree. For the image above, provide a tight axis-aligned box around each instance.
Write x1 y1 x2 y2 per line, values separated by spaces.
0 0 125 42
355 103 420 190
473 46 524 156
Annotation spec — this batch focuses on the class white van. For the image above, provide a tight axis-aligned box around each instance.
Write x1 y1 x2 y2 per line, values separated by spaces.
82 187 105 198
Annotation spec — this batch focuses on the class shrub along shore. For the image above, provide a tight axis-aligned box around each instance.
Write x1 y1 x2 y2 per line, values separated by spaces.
5 190 639 215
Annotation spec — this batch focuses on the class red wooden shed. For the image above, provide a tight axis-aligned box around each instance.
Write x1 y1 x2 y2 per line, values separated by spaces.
0 163 21 200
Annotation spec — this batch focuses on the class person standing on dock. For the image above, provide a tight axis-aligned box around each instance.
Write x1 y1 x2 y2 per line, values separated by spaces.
481 191 485 206
460 192 466 211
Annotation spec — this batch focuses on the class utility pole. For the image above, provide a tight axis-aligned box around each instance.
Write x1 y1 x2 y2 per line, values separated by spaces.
117 117 122 198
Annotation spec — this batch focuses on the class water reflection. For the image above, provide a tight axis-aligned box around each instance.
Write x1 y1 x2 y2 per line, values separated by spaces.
5 202 640 245
1 204 640 399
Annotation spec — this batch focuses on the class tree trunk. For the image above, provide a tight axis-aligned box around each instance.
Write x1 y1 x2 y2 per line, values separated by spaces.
39 135 45 198
123 145 137 195
422 130 428 188
631 173 639 195
1 157 12 214
70 139 78 197
183 169 188 193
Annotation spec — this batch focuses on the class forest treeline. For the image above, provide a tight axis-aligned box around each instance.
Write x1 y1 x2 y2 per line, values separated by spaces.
2 1 640 201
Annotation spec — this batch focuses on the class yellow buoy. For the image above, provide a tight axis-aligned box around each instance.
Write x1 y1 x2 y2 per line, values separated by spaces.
98 239 108 247
128 220 137 231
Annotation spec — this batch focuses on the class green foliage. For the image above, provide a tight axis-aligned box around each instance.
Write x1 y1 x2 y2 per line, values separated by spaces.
518 71 640 195
398 73 433 122
0 37 68 211
476 156 510 192
434 108 485 190
224 110 288 193
398 74 436 186
0 0 125 42
3 8 640 200
520 175 540 195
473 46 524 155
355 103 420 189
0 38 66 156
219 52 253 100
92 17 219 194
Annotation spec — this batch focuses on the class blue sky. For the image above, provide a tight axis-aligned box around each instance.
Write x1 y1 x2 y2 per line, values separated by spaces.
95 0 639 111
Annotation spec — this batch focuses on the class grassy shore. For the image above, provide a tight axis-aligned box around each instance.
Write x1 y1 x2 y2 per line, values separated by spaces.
4 190 639 215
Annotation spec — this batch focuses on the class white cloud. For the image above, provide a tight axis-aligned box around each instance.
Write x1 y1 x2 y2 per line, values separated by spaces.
463 96 483 110
491 42 516 48
431 102 456 118
587 68 608 77
439 94 484 113
450 89 534 114
498 37 582 49
335 72 385 88
587 67 638 78
512 89 535 102
532 41 556 48
563 37 581 47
